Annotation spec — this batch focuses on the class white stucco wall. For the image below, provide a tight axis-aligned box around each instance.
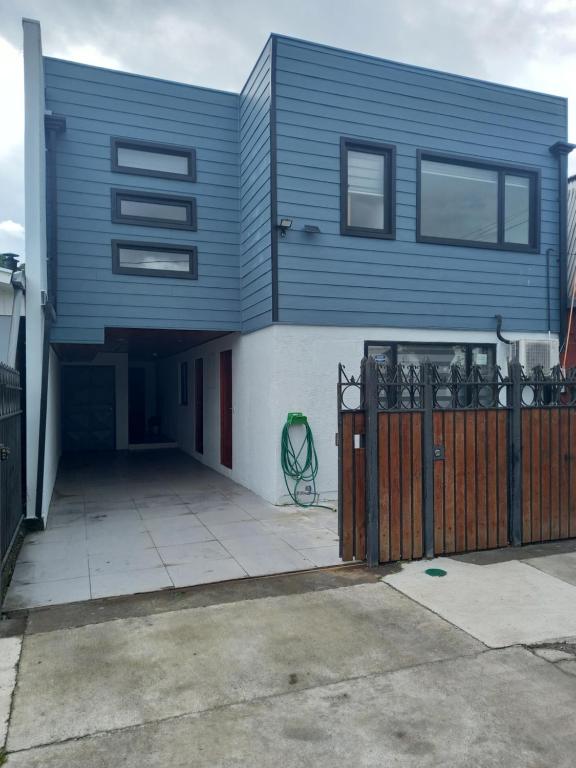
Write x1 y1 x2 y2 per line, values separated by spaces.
160 325 558 505
42 348 61 518
23 19 47 518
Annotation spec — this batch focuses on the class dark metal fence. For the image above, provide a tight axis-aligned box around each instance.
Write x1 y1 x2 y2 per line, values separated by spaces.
0 364 23 569
338 359 576 566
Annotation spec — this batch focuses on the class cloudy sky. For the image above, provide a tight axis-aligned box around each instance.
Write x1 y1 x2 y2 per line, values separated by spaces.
0 0 575 257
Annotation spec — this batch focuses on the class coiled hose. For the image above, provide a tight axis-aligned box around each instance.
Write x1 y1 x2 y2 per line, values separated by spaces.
280 419 333 509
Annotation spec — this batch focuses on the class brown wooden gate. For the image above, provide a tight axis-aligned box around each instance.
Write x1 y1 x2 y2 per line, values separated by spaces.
338 359 576 565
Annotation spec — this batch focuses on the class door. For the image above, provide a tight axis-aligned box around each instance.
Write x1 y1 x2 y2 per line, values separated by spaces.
220 350 232 468
195 358 204 454
61 366 115 451
129 367 147 443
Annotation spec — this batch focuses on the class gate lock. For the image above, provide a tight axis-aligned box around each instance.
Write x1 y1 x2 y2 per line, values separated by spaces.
433 445 445 461
0 445 11 461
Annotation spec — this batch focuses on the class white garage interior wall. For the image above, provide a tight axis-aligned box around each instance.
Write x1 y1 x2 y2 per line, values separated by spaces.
158 325 559 506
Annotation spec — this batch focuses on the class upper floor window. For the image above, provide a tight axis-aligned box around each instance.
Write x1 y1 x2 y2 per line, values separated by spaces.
340 138 396 239
418 153 539 251
112 240 198 279
111 138 196 181
112 189 197 231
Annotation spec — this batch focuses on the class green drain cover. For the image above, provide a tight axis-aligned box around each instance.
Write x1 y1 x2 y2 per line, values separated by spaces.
425 568 447 577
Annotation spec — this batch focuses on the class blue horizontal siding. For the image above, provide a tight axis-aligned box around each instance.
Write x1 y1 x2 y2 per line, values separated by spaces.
44 57 242 343
239 40 273 331
274 37 566 334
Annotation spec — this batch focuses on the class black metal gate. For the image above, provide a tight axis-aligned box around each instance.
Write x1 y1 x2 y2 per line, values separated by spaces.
0 364 23 570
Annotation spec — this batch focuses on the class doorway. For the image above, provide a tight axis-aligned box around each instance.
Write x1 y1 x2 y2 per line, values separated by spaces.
220 350 232 468
61 365 116 451
128 367 147 443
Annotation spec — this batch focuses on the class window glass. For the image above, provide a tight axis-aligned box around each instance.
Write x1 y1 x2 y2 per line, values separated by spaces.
366 344 393 367
117 246 190 273
348 151 386 230
420 160 498 243
397 343 466 373
117 146 189 175
504 175 530 245
119 198 189 222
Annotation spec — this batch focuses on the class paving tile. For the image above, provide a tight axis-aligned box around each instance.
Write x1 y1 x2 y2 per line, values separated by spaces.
277 528 339 550
231 546 314 578
143 514 206 534
148 523 214 548
85 500 137 513
90 567 173 600
85 531 155 556
137 505 197 521
0 636 21 746
167 558 247 588
194 504 254 524
296 544 342 568
217 533 284 557
202 519 269 540
17 541 88 564
25 526 86 546
178 491 228 505
11 557 89 585
89 548 164 575
134 495 186 508
158 540 230 566
2 577 91 610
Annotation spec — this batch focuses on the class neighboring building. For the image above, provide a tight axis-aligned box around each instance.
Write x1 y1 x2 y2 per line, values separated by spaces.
23 20 573 521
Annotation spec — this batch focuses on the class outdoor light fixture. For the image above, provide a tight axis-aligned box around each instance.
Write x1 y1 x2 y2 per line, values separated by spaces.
303 224 321 234
277 218 293 237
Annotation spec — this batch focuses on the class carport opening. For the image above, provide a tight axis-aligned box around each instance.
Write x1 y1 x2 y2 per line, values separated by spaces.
55 328 229 453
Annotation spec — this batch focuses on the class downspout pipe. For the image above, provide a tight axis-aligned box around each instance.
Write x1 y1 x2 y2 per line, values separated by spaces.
549 141 576 352
495 314 512 345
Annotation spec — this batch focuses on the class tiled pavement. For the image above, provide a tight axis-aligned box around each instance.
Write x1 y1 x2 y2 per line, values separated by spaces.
3 450 341 610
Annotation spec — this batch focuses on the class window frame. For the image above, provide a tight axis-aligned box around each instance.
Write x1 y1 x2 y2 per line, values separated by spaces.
363 340 497 373
111 189 197 231
340 137 396 240
111 240 198 279
111 137 196 181
416 150 540 253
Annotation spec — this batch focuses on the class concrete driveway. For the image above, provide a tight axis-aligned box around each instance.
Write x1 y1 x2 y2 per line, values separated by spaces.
2 544 576 766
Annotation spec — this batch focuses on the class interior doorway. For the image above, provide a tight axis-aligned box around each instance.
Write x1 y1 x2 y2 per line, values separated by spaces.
220 350 232 468
128 367 147 443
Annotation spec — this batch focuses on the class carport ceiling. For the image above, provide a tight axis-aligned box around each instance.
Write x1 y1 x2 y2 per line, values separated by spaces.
56 328 231 361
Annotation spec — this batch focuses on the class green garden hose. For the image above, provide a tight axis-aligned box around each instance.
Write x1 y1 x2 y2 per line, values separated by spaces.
280 414 333 510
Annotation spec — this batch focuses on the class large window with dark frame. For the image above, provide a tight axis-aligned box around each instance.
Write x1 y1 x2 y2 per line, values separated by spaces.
365 341 498 407
112 240 198 279
340 138 396 238
111 189 197 230
418 152 539 251
111 137 196 180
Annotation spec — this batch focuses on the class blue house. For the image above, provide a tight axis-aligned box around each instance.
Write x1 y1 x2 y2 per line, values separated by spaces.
23 20 572 522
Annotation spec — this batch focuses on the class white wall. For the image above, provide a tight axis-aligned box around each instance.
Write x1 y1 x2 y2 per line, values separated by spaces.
160 325 558 505
42 348 61 518
23 19 47 518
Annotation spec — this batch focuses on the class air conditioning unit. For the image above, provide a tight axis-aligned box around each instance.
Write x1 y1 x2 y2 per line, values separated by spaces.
509 339 559 373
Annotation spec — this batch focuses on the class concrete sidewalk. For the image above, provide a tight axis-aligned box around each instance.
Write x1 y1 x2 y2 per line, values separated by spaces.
2 553 576 766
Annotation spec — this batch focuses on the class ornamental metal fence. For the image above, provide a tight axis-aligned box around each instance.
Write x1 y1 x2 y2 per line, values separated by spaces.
0 364 23 571
338 359 576 565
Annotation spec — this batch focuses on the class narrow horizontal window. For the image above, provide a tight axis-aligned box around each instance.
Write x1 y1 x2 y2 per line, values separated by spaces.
340 138 396 239
418 153 538 251
112 240 198 279
111 138 196 180
111 190 197 230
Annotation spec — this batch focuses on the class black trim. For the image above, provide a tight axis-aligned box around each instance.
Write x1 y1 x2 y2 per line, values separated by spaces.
111 137 196 181
111 189 197 231
270 36 279 322
416 150 540 253
112 240 198 279
340 137 396 239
